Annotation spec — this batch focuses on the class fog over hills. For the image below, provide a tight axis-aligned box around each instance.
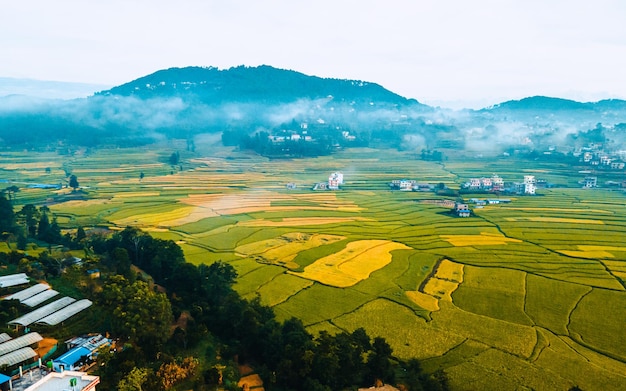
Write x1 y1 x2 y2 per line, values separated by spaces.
1 66 625 156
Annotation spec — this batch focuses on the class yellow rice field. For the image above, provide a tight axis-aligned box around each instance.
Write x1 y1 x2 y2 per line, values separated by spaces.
559 245 626 259
2 162 61 170
505 207 612 214
406 291 440 311
505 217 604 225
179 192 363 216
292 240 411 287
422 278 461 302
238 217 372 227
112 192 161 198
236 233 345 268
434 259 464 283
112 206 197 227
407 259 465 311
441 233 522 246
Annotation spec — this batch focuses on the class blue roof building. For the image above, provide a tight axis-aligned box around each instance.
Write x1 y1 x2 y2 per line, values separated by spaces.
53 346 91 372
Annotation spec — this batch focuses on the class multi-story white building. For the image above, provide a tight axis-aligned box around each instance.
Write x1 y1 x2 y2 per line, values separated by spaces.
523 175 536 195
328 172 343 190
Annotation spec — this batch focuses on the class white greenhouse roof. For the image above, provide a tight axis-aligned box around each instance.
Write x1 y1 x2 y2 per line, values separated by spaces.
0 276 30 288
3 283 50 302
36 299 93 326
0 332 43 356
0 273 27 282
0 333 11 343
0 347 37 367
21 290 59 307
8 297 76 326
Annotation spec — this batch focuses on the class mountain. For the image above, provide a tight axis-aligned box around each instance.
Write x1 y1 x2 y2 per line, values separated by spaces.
487 96 591 111
98 65 424 108
1 66 625 155
0 77 110 100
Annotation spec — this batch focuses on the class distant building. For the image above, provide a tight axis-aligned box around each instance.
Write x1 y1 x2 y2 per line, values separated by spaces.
491 174 504 191
328 172 343 190
414 183 434 192
390 179 416 191
313 182 328 191
523 175 536 195
286 182 297 190
454 202 471 217
582 176 597 188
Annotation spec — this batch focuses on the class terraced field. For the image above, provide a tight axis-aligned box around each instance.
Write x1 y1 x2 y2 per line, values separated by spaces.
3 146 626 390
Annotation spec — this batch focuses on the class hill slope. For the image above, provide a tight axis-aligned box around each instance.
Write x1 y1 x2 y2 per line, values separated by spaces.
100 65 423 107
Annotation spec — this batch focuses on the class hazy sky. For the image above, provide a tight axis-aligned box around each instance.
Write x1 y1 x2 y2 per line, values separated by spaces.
2 0 625 108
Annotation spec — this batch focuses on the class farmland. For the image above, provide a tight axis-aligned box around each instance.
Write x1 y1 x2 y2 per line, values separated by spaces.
2 145 626 390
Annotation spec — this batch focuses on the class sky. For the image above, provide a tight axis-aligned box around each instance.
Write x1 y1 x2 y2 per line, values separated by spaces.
1 0 625 109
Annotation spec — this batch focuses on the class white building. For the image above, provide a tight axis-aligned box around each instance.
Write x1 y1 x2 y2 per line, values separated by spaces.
328 172 343 190
24 371 99 391
523 175 536 195
583 176 597 188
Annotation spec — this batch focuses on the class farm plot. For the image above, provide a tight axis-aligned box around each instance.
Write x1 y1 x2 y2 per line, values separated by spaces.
430 301 537 359
452 266 532 325
440 233 522 246
272 283 370 326
405 259 465 312
332 299 466 360
532 332 626 391
568 288 626 362
524 274 591 335
290 240 412 287
235 232 345 269
444 348 570 391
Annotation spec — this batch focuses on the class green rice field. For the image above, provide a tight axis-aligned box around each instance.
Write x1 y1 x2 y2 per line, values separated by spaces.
2 145 626 390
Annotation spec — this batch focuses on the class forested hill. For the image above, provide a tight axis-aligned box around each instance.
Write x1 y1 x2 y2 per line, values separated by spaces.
98 65 424 107
483 95 626 115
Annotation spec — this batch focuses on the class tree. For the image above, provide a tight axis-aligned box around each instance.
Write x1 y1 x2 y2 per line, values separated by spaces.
99 276 173 355
76 226 86 242
118 367 149 391
3 185 19 202
37 212 50 241
366 337 395 385
168 151 180 166
69 174 79 190
0 195 15 236
17 204 40 237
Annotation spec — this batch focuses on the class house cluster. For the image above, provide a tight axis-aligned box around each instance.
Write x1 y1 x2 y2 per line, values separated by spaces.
462 174 505 192
268 129 313 143
577 146 626 170
0 274 102 390
313 171 344 191
389 179 435 192
462 174 537 195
